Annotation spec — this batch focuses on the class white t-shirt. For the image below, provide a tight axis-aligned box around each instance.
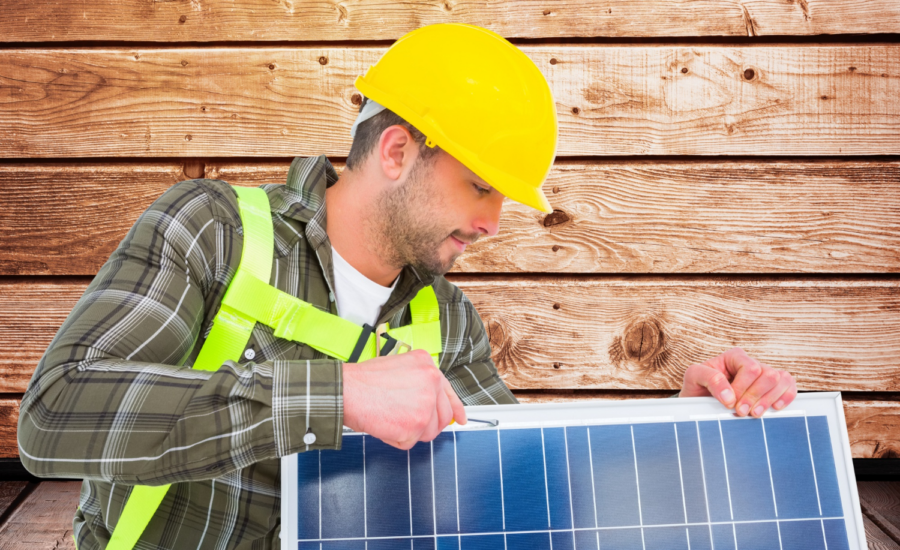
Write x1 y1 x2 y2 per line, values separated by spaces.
331 245 398 327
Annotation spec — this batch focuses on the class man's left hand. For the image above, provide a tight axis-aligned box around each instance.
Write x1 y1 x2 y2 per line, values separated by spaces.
679 347 797 417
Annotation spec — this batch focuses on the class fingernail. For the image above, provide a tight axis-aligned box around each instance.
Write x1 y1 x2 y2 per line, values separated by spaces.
738 403 750 416
774 400 785 410
752 406 764 417
720 389 735 404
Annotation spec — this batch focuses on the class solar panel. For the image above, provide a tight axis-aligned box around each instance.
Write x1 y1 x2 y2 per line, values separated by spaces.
281 393 865 550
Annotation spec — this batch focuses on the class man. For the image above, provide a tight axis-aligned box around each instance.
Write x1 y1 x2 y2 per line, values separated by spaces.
18 23 796 549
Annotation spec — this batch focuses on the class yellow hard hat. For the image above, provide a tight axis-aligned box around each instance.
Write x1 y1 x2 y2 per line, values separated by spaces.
354 23 557 213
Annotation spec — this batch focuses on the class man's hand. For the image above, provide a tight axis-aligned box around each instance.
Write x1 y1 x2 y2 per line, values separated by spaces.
679 347 797 417
343 349 468 450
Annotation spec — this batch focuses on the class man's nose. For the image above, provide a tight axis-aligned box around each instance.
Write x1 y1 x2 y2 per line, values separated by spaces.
474 194 504 238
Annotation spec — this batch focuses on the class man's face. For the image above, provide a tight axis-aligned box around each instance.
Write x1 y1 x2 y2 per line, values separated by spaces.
373 148 506 279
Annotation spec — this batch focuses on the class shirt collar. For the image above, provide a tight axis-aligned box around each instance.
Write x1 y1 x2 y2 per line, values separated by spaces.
266 155 436 322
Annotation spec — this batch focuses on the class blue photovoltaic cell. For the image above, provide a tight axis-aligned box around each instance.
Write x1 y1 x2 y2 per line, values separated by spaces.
734 521 780 550
633 423 686 525
644 526 689 550
720 418 777 521
764 416 822 519
292 416 852 549
687 525 713 550
674 422 710 524
589 424 640 528
808 416 844 517
781 519 827 550
697 420 733 522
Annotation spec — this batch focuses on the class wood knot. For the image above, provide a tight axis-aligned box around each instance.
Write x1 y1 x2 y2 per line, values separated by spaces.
543 9 552 15
181 60 188 67
318 56 328 65
552 245 560 252
743 68 755 80
571 107 580 115
622 318 665 363
681 67 689 74
549 58 558 65
179 15 187 23
553 303 561 310
484 317 511 375
184 134 193 141
351 93 363 106
543 209 570 228
268 64 276 70
849 67 857 72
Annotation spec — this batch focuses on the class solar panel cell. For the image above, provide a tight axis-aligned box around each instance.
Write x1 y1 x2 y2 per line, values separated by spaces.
674 422 711 524
633 423 686 526
720 418 778 521
291 414 854 550
589 424 641 528
765 416 822 519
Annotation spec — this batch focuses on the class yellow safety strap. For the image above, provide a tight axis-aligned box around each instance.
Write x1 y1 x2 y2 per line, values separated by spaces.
106 185 441 549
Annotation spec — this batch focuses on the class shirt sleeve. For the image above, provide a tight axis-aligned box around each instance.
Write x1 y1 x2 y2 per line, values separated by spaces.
442 295 518 406
17 179 344 486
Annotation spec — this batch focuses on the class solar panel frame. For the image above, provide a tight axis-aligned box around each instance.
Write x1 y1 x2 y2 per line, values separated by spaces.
281 392 864 550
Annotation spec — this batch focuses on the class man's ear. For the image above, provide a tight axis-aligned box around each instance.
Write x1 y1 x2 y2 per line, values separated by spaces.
377 125 418 182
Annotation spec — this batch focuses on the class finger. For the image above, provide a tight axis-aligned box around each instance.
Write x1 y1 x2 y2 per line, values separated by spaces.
435 382 454 430
723 349 765 404
683 364 736 408
772 381 798 411
733 363 782 416
745 371 796 417
442 376 467 425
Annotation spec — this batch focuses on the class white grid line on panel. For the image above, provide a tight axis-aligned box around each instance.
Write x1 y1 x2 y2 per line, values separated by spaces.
804 416 824 516
563 428 576 534
431 440 437 547
717 419 735 521
694 422 715 550
586 427 599 529
318 451 322 540
674 423 688 524
760 418 780 518
541 428 554 550
453 431 460 535
363 436 368 538
295 516 847 543
496 429 508 550
408 449 413 537
630 425 647 550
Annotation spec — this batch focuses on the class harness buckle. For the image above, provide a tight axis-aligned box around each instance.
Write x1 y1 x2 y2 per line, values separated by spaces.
347 323 375 363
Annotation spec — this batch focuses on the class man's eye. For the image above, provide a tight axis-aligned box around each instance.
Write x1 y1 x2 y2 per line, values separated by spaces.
473 183 490 196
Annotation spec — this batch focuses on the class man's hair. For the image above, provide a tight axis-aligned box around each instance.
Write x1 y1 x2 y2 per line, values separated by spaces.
345 97 442 171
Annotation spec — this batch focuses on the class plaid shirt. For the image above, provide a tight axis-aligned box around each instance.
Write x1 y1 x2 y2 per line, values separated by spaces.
17 155 517 550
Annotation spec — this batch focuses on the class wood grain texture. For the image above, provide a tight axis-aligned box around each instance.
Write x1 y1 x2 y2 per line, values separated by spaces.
860 482 900 546
865 513 900 550
0 400 19 459
2 0 899 41
0 482 28 521
3 277 900 393
0 481 78 550
3 160 899 276
0 162 192 276
1 46 898 158
1 391 897 458
452 276 900 391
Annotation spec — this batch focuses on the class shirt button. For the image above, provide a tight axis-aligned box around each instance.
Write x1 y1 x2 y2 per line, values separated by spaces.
303 429 316 445
243 348 256 360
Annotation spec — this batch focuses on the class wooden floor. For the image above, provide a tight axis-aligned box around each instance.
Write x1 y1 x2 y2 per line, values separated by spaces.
0 482 896 549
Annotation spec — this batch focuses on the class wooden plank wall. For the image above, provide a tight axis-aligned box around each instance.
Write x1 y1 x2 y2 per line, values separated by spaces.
1 1 899 463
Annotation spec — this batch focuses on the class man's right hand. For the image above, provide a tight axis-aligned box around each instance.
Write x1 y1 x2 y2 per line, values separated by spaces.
342 349 468 450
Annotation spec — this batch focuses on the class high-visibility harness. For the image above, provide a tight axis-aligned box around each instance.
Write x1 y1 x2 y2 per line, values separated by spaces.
90 185 442 550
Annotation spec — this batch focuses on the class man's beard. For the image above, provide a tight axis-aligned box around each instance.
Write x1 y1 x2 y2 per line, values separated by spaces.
369 157 478 280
